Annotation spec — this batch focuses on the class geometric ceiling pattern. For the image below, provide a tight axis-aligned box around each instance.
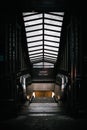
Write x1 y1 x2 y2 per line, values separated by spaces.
23 12 64 68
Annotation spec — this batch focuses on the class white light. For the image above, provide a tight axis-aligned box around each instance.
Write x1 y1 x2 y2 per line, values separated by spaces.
44 30 61 37
25 19 42 26
26 30 42 37
52 92 55 98
27 41 42 47
23 14 42 21
44 35 60 42
25 24 42 32
33 92 35 98
44 19 62 26
44 24 61 32
44 14 64 21
27 35 42 42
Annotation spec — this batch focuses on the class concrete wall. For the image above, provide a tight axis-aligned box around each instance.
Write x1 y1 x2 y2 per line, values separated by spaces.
27 83 55 91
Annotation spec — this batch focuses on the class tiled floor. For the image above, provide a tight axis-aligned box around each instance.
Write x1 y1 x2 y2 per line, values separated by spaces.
0 97 87 130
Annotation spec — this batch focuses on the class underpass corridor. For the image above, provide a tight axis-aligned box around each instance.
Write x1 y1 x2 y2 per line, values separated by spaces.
0 96 87 130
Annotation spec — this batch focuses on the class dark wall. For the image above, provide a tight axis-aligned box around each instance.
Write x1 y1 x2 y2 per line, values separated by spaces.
32 68 55 82
55 12 87 114
0 12 32 102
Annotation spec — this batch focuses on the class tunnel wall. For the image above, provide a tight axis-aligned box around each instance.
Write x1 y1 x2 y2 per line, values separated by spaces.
55 13 87 114
0 13 32 115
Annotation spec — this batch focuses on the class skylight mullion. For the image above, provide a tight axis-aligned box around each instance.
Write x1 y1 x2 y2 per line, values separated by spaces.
25 23 43 28
43 13 44 63
29 52 43 56
44 13 63 21
44 57 56 62
44 55 57 60
31 59 43 63
28 44 42 48
23 12 64 64
45 20 62 27
30 56 43 60
44 30 61 37
27 34 43 39
44 24 61 32
44 28 61 33
44 46 59 52
28 46 43 52
44 19 62 26
44 58 56 63
50 12 64 16
44 41 60 48
27 35 42 42
28 48 43 53
44 53 57 58
25 24 42 32
44 50 58 55
29 54 43 58
23 12 39 16
49 12 64 17
44 43 59 49
44 56 56 60
44 35 60 42
27 41 42 47
44 48 58 53
23 14 43 21
26 30 42 37
29 50 43 55
26 28 43 33
44 51 58 57
44 34 60 39
24 19 42 27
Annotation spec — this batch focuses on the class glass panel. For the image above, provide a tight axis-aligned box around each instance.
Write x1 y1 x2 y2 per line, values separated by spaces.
44 24 61 32
44 19 62 26
23 12 64 64
44 41 60 47
26 30 42 37
44 45 59 51
27 35 42 42
44 56 56 61
31 58 43 62
44 14 63 21
28 46 43 51
44 30 61 37
44 55 57 59
29 50 43 55
33 65 43 68
30 56 43 60
50 12 64 16
23 14 42 21
29 54 43 58
44 62 54 66
44 35 60 42
44 53 57 58
24 19 42 26
25 24 42 32
44 65 54 68
27 41 42 47
34 62 43 65
23 12 38 16
44 50 58 55
33 65 54 68
33 62 54 66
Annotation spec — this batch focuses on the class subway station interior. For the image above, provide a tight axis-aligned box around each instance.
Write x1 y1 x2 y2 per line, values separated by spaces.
0 0 87 129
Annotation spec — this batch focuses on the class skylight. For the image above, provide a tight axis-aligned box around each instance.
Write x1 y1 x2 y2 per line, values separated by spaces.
23 12 64 68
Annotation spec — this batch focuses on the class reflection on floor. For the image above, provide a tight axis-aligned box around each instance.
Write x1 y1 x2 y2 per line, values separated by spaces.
0 97 87 130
